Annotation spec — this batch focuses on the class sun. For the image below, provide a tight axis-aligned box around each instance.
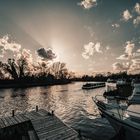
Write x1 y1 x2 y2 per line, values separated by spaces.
51 39 65 62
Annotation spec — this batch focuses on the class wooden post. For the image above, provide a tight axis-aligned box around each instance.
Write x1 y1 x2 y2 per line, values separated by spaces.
12 110 14 117
52 110 54 116
36 106 38 112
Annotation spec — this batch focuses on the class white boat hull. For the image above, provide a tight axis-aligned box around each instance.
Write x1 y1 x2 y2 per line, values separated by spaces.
100 108 140 140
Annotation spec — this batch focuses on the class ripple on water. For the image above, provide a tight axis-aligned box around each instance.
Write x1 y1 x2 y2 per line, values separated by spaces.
0 82 115 139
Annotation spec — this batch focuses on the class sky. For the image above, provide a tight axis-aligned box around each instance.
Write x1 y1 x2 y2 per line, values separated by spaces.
0 0 140 74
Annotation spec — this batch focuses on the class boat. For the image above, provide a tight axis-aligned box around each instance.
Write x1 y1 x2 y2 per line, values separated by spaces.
104 78 132 99
106 79 117 92
129 79 140 104
93 80 140 140
97 104 140 140
116 79 126 86
82 82 105 89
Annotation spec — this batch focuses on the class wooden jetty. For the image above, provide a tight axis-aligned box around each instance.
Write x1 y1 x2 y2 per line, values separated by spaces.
0 107 80 140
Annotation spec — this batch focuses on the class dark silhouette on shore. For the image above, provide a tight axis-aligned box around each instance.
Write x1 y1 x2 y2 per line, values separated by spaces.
0 56 139 89
73 71 139 82
0 57 72 88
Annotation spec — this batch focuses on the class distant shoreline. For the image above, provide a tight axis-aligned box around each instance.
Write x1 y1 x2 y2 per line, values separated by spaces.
0 79 71 89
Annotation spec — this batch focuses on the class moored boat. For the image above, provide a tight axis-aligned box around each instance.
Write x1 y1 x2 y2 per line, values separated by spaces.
82 82 105 89
93 80 140 140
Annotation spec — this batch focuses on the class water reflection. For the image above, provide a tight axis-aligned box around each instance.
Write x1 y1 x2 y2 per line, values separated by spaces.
0 82 115 140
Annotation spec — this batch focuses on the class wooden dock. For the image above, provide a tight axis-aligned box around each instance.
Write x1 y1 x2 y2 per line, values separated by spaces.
0 108 80 140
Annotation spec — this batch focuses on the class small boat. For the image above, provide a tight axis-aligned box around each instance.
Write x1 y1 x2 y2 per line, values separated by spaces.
82 82 105 89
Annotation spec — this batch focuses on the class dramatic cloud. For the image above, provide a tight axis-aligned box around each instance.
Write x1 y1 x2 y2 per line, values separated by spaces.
0 35 21 57
112 23 120 28
117 54 129 60
130 59 140 72
78 0 97 9
82 42 102 59
117 41 135 60
82 42 94 59
113 41 140 73
94 42 102 53
122 10 132 21
112 62 129 71
125 41 135 56
133 16 140 25
119 3 140 27
135 3 140 15
37 48 56 61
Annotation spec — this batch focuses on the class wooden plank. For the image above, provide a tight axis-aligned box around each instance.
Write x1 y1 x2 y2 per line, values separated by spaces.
14 115 23 123
38 128 77 140
31 111 42 118
5 116 14 126
25 111 41 120
9 116 19 125
33 119 62 129
0 119 6 128
28 130 38 140
32 118 58 127
58 130 78 140
36 123 66 135
19 114 29 122
33 122 61 133
37 109 49 116
15 115 25 122
1 117 9 127
25 113 35 120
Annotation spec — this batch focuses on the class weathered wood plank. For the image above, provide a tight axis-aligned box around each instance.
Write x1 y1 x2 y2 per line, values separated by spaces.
5 116 14 126
28 130 38 140
19 114 29 122
14 115 23 123
0 119 6 128
36 123 68 135
37 109 49 116
9 116 19 125
1 117 9 127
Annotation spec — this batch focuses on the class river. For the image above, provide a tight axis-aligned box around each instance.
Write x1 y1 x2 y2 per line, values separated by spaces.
0 82 115 140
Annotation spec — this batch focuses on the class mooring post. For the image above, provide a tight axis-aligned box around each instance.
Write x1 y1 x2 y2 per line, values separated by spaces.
36 105 38 112
12 110 15 117
52 110 54 116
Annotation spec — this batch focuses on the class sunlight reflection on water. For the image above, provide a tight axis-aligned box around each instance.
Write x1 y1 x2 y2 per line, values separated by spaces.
0 82 115 140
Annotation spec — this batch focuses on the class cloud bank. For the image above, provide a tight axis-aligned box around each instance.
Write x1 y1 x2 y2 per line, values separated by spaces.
113 41 140 73
78 0 97 9
0 35 21 57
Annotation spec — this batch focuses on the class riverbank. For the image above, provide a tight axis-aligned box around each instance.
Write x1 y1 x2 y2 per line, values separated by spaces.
0 79 71 89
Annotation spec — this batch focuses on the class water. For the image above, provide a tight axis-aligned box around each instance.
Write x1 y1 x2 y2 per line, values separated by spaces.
0 82 115 140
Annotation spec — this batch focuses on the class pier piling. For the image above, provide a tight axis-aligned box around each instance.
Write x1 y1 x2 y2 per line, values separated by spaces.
36 106 38 112
12 110 15 117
